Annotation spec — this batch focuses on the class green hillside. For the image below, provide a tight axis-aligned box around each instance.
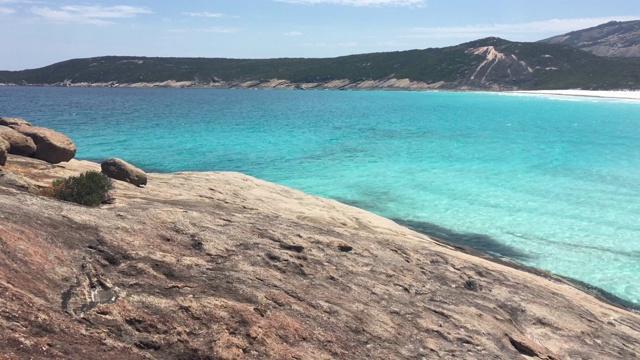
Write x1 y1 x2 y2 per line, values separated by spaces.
2 37 639 90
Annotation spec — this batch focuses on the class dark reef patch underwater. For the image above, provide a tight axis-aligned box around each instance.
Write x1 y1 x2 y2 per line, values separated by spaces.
391 218 531 261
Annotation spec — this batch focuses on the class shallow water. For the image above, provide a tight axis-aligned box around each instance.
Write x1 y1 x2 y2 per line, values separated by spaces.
2 86 639 304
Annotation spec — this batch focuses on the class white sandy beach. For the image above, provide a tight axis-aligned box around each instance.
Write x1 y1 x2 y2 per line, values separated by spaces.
512 89 640 101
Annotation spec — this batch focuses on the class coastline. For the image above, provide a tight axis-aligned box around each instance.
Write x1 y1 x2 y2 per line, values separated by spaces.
4 82 640 101
25 154 640 313
0 78 449 91
3 87 639 309
2 154 640 357
391 217 640 313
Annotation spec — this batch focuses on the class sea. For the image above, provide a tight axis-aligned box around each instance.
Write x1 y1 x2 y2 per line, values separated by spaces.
1 86 639 307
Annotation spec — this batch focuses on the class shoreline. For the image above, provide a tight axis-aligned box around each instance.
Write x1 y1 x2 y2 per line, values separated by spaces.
7 152 640 313
509 89 640 101
3 83 640 101
72 156 640 313
3 153 640 357
388 218 640 313
412 226 640 313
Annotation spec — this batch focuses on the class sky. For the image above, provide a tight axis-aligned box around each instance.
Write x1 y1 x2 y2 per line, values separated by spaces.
0 0 638 70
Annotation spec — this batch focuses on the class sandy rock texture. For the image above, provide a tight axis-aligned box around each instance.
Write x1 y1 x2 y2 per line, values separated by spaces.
1 155 639 359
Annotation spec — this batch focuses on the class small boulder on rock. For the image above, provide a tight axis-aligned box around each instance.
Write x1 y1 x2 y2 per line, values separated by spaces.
0 117 32 127
11 126 76 164
0 126 37 156
101 158 147 187
0 138 9 166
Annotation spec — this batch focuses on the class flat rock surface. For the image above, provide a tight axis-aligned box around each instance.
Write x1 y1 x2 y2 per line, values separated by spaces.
1 155 639 359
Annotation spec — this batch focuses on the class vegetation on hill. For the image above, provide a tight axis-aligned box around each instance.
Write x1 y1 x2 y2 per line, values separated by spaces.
2 36 640 90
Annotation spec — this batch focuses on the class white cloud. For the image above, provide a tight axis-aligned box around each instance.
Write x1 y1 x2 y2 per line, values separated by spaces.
406 16 640 40
276 0 423 6
0 0 39 16
300 41 358 48
0 6 15 14
284 31 303 36
30 5 152 25
376 40 410 47
205 27 236 33
183 11 224 18
168 27 238 34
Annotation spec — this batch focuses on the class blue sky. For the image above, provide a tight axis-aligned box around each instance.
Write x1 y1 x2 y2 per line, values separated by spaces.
0 0 638 70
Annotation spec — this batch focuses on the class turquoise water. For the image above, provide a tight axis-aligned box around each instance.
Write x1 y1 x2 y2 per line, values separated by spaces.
2 87 640 305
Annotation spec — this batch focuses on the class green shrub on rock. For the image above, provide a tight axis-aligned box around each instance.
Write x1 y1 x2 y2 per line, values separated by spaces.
51 171 113 206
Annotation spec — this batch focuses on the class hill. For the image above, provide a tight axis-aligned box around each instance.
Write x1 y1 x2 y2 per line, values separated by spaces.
539 20 640 57
2 37 640 90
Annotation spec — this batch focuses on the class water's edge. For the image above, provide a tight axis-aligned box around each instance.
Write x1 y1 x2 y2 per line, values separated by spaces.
80 155 640 313
7 87 636 306
78 154 640 313
392 217 640 313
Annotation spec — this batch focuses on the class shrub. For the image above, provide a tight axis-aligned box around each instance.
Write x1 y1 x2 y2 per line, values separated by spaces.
50 171 113 206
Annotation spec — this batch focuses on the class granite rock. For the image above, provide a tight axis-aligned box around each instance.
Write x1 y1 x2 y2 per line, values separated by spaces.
0 116 32 127
101 158 147 187
11 125 76 163
0 125 37 156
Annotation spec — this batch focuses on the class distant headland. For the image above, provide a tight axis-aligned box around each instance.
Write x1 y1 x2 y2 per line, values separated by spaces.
3 20 640 92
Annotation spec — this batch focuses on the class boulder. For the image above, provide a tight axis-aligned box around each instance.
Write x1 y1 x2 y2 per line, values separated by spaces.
0 138 8 166
101 158 147 187
11 126 76 164
0 126 37 156
0 117 31 127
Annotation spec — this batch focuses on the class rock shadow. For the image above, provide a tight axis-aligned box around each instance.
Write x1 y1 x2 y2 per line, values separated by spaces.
392 218 532 261
336 199 640 312
333 196 531 261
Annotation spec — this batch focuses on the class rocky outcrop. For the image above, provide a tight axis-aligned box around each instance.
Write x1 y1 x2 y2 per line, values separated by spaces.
0 138 8 165
11 125 76 163
0 154 639 359
0 126 37 156
0 116 31 127
101 158 147 187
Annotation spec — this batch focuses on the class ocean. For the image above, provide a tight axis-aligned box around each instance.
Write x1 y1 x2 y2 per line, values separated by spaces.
2 86 639 306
